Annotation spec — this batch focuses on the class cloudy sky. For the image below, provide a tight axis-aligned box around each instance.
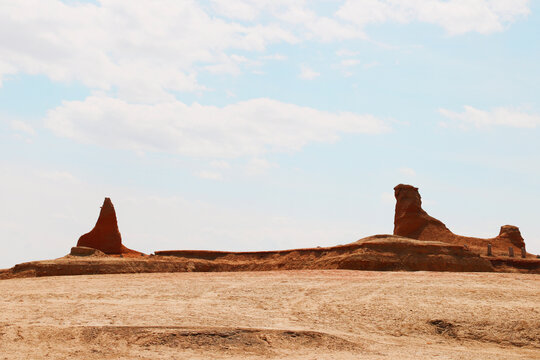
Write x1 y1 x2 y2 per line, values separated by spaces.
1 0 539 268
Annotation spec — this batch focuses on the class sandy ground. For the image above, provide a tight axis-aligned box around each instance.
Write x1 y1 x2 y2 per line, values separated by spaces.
0 270 539 359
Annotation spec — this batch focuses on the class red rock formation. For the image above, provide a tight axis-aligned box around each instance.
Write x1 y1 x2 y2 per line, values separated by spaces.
497 225 525 248
77 198 137 255
393 184 528 256
393 184 451 239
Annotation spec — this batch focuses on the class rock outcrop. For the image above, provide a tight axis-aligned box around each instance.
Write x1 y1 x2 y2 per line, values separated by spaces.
393 184 528 256
2 187 538 281
77 198 137 255
70 246 106 257
1 235 499 279
393 184 451 239
497 225 525 248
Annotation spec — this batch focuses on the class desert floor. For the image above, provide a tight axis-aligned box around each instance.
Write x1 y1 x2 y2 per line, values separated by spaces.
0 270 539 359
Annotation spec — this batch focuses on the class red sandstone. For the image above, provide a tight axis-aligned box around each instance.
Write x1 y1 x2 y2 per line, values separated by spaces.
77 198 138 255
393 184 528 257
2 187 539 280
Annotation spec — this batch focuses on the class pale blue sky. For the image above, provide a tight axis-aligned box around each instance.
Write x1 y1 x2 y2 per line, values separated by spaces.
1 0 539 268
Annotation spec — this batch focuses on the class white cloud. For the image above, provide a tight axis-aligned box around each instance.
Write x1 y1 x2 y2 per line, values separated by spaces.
209 0 529 40
244 158 277 176
11 120 35 135
204 54 262 76
0 1 298 102
340 59 360 67
336 0 530 36
210 0 261 21
0 1 530 100
303 14 364 42
0 60 17 87
439 106 540 129
0 1 363 99
299 64 320 80
45 96 390 158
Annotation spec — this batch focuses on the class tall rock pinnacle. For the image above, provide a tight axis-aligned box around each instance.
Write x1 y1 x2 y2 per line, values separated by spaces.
393 184 528 256
393 184 451 239
77 198 132 254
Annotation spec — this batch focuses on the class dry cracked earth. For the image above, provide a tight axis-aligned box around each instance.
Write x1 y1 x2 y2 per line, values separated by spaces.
0 270 539 359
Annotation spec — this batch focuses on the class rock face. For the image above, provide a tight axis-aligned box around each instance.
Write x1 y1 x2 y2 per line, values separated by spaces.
393 184 451 239
497 225 525 248
3 235 500 279
393 184 529 257
77 198 134 254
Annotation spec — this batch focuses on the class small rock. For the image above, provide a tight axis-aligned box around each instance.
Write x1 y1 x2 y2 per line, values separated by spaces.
70 247 105 257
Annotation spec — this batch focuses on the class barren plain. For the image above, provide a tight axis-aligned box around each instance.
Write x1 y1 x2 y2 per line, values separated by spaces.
0 270 539 359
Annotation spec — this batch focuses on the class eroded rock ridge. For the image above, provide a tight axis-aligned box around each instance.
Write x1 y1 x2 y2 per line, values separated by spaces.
393 184 527 256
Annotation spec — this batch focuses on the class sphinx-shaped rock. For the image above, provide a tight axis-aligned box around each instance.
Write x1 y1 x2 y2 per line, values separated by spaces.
77 198 135 254
393 184 451 239
393 184 528 256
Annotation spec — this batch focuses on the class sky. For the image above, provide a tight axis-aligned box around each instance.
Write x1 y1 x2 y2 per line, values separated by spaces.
1 0 539 269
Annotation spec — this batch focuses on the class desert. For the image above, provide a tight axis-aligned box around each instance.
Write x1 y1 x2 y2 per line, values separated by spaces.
1 271 539 359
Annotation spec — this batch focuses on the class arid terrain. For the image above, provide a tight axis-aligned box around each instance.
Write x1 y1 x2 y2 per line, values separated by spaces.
1 270 538 359
1 187 538 358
